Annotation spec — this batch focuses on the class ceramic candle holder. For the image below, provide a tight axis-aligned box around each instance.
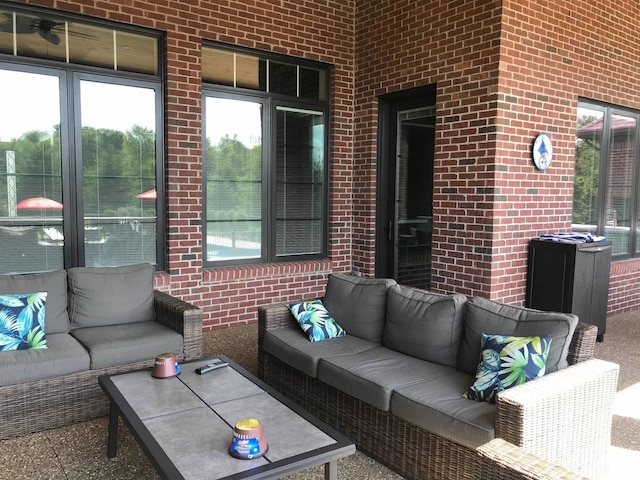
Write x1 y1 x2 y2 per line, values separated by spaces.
229 418 268 459
152 352 180 378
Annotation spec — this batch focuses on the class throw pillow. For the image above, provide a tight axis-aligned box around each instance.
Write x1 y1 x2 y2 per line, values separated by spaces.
463 333 551 403
288 299 346 342
0 292 48 351
457 297 577 376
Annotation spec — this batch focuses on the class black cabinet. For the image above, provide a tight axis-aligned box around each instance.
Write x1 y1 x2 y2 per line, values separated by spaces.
526 239 612 341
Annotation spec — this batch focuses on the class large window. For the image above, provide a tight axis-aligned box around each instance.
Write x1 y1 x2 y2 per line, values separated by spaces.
573 101 640 258
202 45 330 265
0 4 162 274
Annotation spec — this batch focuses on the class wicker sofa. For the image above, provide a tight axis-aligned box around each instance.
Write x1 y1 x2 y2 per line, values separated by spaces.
258 273 619 480
0 264 202 440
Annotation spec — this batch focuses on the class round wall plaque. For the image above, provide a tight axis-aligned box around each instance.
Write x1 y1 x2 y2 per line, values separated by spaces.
532 133 553 171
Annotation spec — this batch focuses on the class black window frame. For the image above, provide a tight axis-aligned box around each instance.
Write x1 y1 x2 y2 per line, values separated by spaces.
0 3 165 271
202 43 331 268
574 99 640 260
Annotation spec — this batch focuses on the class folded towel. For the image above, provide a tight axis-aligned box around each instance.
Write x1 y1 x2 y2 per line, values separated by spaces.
539 232 606 244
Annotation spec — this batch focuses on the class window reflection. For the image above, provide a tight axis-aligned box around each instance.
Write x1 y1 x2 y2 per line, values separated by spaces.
0 69 63 274
205 97 262 261
80 80 157 267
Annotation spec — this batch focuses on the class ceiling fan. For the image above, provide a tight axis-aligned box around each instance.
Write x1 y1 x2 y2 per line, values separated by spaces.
0 14 67 45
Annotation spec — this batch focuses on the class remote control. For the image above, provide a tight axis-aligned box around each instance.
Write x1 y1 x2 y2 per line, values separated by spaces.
195 359 228 374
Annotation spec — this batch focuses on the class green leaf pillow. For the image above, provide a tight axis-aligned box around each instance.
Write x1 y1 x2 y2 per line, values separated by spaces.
0 292 48 351
288 299 346 342
463 333 551 403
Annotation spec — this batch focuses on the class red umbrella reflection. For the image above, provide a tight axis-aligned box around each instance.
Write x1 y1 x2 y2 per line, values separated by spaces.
136 189 157 200
16 197 63 210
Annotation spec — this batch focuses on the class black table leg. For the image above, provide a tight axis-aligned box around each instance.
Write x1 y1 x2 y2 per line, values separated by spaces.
324 460 337 480
107 401 120 458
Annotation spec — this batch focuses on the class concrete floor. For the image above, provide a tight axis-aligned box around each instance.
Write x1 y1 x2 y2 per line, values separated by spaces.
0 311 638 479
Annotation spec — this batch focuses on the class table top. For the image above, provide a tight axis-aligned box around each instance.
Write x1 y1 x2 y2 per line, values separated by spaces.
98 355 355 480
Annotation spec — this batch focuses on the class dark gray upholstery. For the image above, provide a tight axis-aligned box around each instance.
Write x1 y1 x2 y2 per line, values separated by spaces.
70 321 183 369
457 297 579 376
391 370 496 449
0 333 89 385
383 285 467 367
322 273 396 343
263 326 379 378
68 263 155 328
0 270 69 334
317 346 456 411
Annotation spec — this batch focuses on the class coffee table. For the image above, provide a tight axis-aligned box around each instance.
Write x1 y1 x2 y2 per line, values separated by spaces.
98 355 355 480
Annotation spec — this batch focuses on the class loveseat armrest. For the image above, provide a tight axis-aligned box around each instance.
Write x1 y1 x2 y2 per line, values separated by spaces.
258 302 298 331
477 438 589 480
496 358 619 479
153 290 202 361
566 322 598 365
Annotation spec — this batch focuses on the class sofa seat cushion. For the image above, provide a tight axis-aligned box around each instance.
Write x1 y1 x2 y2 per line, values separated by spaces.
322 273 397 343
383 285 467 367
71 321 183 370
390 370 496 450
457 297 579 376
68 263 155 329
0 269 69 334
317 346 456 411
263 326 379 378
0 333 90 386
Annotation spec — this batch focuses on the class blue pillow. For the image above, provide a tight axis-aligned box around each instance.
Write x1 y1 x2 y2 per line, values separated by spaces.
288 299 346 342
0 292 48 351
463 333 551 403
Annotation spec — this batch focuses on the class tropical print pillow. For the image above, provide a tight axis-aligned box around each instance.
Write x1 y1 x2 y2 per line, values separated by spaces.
0 292 48 351
463 333 551 403
288 299 346 342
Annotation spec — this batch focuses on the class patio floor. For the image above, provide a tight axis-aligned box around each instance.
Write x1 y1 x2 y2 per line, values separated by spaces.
1 310 639 479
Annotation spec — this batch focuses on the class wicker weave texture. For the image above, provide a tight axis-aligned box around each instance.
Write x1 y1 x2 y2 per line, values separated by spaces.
496 358 619 479
0 290 202 440
257 302 613 480
477 439 590 480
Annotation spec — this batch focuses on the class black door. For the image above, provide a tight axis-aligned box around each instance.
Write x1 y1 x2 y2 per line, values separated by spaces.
376 86 436 289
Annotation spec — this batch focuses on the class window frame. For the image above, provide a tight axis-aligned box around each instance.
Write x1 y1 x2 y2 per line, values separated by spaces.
201 44 331 268
0 3 165 271
574 99 640 260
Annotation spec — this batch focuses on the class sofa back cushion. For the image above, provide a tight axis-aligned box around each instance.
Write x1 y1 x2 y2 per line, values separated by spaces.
322 273 396 343
68 263 155 329
383 285 467 367
457 296 578 376
0 270 69 334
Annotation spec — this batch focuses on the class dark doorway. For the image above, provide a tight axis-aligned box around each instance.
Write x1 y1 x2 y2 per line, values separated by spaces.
376 86 436 289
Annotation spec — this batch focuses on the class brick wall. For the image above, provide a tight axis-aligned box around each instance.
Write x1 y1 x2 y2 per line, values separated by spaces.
21 0 356 329
354 0 640 313
16 0 640 324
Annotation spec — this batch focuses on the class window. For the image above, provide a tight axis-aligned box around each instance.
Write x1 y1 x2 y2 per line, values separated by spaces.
0 4 163 274
202 44 330 266
573 101 640 258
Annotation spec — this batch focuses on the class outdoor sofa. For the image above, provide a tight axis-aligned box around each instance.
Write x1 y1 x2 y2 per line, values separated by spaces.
0 263 202 440
258 273 619 480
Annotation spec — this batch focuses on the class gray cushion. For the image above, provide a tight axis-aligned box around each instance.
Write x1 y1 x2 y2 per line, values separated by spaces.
70 321 183 370
0 270 69 334
68 263 155 328
0 333 89 386
390 370 496 449
383 285 467 367
317 346 454 411
322 273 396 343
263 326 379 378
457 297 578 376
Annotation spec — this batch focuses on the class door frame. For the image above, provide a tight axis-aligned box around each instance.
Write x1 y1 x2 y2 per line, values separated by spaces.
375 84 436 279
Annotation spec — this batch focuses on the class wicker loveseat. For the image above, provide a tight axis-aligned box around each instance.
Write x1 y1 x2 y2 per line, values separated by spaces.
0 264 202 440
258 273 619 480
